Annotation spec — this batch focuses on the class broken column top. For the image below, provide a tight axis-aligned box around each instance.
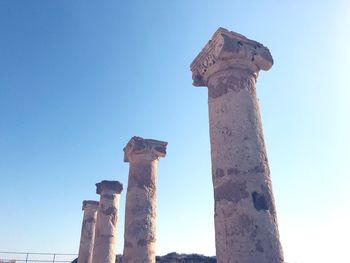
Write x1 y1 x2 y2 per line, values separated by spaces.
82 200 99 210
124 136 168 162
190 27 274 86
96 180 123 194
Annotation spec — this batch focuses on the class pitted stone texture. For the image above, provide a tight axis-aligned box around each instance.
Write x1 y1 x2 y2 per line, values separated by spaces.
124 136 167 162
214 201 281 263
123 137 167 263
92 181 123 263
82 200 99 210
96 180 123 195
191 28 283 263
123 161 157 263
190 27 273 87
78 200 99 263
208 71 282 263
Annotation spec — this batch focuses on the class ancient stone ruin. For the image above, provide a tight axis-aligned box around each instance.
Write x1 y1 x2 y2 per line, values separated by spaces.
76 28 283 263
92 181 123 263
190 28 283 262
123 137 167 263
78 200 99 263
76 136 167 263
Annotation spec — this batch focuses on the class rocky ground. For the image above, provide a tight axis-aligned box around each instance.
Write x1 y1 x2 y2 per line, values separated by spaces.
72 252 216 263
155 252 216 263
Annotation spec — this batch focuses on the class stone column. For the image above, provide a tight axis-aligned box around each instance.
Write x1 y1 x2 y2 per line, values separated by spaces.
122 136 167 263
92 180 123 263
78 200 99 263
190 28 284 263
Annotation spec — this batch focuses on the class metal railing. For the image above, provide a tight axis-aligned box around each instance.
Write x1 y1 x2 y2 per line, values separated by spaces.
0 252 77 263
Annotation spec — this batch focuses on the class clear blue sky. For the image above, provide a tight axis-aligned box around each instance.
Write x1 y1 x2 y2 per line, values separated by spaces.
0 1 349 262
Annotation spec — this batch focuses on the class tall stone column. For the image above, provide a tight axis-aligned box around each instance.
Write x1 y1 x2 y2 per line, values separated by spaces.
122 136 167 263
78 200 99 263
190 28 283 263
92 180 123 263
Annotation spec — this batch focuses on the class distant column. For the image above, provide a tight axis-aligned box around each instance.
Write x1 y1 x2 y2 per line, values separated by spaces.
122 136 168 263
78 200 99 263
92 180 123 263
190 28 284 263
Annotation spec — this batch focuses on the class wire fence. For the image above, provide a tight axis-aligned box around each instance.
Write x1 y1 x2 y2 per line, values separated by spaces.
0 252 77 263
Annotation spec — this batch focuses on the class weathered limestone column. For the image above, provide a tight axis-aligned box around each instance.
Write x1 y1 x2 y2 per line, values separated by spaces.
78 200 99 263
92 180 123 263
122 136 167 263
190 28 284 263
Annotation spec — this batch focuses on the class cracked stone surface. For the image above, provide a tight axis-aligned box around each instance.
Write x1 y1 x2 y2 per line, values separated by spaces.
123 136 168 263
92 180 123 263
78 200 99 263
191 28 283 263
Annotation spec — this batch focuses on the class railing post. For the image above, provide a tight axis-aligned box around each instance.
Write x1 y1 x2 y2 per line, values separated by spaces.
25 253 29 263
52 253 56 263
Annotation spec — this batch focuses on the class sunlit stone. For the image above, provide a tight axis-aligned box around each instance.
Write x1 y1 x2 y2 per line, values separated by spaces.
191 27 284 263
92 180 123 263
78 200 99 263
122 136 168 263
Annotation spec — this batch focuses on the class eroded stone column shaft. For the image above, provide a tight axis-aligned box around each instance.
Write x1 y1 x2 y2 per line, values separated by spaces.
191 28 283 263
122 136 167 263
78 200 99 263
92 180 123 263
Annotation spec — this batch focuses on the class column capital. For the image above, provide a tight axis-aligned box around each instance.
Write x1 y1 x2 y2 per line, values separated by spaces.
190 27 273 87
124 136 168 162
96 180 123 194
82 200 99 210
